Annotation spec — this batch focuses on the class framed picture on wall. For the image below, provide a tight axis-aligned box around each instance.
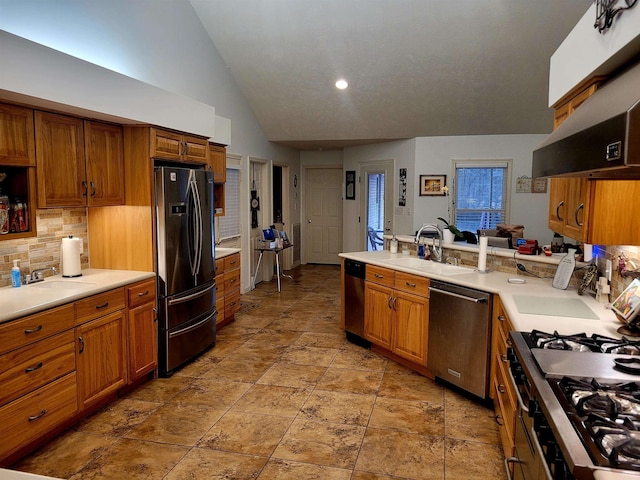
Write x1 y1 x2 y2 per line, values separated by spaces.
419 175 446 196
345 170 356 200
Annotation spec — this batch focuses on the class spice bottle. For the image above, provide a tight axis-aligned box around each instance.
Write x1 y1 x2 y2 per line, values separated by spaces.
0 190 9 234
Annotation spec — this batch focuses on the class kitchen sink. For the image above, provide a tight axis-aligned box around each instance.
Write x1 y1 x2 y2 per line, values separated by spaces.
385 257 472 276
28 280 97 289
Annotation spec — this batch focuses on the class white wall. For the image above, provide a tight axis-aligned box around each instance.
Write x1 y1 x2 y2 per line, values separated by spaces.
0 0 300 293
342 139 416 253
414 135 551 242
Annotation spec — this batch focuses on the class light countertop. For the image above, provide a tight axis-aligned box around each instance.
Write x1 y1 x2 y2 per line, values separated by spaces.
216 247 241 259
0 269 155 324
0 469 61 480
340 250 624 339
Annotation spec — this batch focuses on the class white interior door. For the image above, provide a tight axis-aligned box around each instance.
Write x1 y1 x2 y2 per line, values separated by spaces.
304 167 342 264
360 160 394 251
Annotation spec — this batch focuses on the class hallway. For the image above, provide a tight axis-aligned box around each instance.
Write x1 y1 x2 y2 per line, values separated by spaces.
13 265 506 480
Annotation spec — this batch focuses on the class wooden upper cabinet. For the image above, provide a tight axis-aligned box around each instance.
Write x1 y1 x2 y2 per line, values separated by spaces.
35 112 124 208
209 144 226 183
150 128 209 164
0 103 35 166
35 111 86 208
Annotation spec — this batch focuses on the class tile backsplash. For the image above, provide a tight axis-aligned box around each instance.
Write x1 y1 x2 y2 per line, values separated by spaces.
0 208 89 287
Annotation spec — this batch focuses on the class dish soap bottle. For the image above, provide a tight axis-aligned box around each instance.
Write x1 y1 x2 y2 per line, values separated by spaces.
390 235 398 253
552 248 576 290
11 259 21 288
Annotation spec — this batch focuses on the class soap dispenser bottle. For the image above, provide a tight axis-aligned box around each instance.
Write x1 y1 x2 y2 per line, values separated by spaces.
11 259 21 288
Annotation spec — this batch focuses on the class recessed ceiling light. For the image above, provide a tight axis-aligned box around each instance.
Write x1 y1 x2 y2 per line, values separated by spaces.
335 79 348 90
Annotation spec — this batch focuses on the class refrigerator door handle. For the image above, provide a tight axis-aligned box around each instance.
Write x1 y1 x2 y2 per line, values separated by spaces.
167 283 216 306
168 311 216 338
192 172 203 276
185 170 202 277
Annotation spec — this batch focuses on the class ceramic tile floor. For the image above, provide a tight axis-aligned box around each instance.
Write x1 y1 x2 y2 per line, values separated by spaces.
13 265 507 480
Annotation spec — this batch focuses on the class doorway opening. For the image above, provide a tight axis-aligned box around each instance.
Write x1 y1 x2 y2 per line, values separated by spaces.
360 160 394 251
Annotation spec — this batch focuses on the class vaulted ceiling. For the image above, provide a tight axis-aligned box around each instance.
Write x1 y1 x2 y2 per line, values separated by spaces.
191 0 592 150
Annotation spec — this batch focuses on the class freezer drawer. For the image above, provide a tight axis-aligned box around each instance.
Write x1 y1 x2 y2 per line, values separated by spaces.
159 309 216 375
158 281 216 330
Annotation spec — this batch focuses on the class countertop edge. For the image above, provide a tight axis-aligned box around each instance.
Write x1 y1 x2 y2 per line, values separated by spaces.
215 247 241 259
0 269 155 324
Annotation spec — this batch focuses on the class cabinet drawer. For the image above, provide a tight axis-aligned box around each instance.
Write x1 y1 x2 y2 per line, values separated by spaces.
223 253 240 271
0 331 75 407
494 360 516 458
127 279 156 309
224 268 240 291
216 296 225 320
224 290 241 318
0 304 75 355
75 288 125 325
0 372 77 462
394 272 429 297
366 265 395 287
215 258 225 275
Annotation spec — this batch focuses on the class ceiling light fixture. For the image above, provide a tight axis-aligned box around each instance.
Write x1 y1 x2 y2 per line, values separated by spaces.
335 79 348 90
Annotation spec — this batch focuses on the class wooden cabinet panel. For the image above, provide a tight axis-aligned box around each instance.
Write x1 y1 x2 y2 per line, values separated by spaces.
365 265 395 288
224 253 240 271
75 288 125 325
395 271 430 297
224 268 240 292
364 282 393 350
224 289 241 319
84 121 125 206
209 144 226 183
0 373 77 463
35 111 85 208
393 290 428 366
547 178 568 234
0 304 75 355
0 331 75 407
127 278 156 309
0 103 35 166
76 311 127 410
183 135 209 163
150 128 209 164
127 301 157 381
588 180 640 246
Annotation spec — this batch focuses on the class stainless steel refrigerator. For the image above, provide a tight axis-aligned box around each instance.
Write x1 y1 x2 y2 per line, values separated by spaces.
155 166 216 376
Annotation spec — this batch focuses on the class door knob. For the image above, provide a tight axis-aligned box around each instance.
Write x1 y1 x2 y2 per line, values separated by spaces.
308 219 312 223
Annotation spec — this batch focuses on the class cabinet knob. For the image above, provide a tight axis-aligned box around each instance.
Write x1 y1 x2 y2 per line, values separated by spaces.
575 203 584 227
28 410 47 422
555 200 564 222
78 336 85 354
90 181 96 197
498 384 506 394
494 414 503 426
82 181 88 198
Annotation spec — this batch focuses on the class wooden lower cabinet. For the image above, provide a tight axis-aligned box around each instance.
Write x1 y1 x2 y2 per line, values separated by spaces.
490 297 517 472
75 310 127 410
216 252 241 328
0 278 158 466
364 266 429 368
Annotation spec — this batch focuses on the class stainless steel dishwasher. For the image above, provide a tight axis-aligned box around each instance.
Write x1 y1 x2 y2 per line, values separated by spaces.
343 259 370 347
427 280 491 399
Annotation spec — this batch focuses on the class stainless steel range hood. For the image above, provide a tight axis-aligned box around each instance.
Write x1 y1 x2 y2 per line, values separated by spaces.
532 61 640 179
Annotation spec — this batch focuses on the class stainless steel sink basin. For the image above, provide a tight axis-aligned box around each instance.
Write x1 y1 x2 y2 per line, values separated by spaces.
385 257 472 276
28 280 97 289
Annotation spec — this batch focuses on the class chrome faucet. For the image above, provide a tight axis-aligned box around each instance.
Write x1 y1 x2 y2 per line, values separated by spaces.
24 266 58 284
415 224 443 262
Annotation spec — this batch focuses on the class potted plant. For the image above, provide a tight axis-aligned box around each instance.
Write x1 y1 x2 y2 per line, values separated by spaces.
437 217 463 243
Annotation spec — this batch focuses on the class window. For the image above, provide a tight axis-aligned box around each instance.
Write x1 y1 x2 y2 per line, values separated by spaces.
452 160 511 232
218 168 240 239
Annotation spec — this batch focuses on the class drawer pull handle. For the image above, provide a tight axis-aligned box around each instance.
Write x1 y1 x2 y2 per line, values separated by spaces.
501 354 508 363
28 410 47 422
229 302 237 307
497 315 506 322
25 362 44 373
78 336 85 354
137 290 150 297
374 273 384 279
95 302 109 309
24 325 43 334
506 338 513 346
405 282 417 288
498 384 506 394
494 414 503 426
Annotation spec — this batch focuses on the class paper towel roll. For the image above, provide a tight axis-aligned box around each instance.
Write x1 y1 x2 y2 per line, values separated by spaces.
478 236 488 272
61 236 82 277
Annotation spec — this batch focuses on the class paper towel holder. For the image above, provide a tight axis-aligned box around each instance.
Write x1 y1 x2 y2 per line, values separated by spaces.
61 235 83 278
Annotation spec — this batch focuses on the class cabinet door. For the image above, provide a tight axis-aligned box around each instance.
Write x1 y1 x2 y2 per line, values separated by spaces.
563 178 590 242
76 311 127 410
128 301 157 381
84 121 125 206
547 178 568 234
588 180 640 246
183 135 209 163
209 144 226 183
35 111 85 207
150 128 183 161
0 103 35 166
393 290 428 366
364 282 393 350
